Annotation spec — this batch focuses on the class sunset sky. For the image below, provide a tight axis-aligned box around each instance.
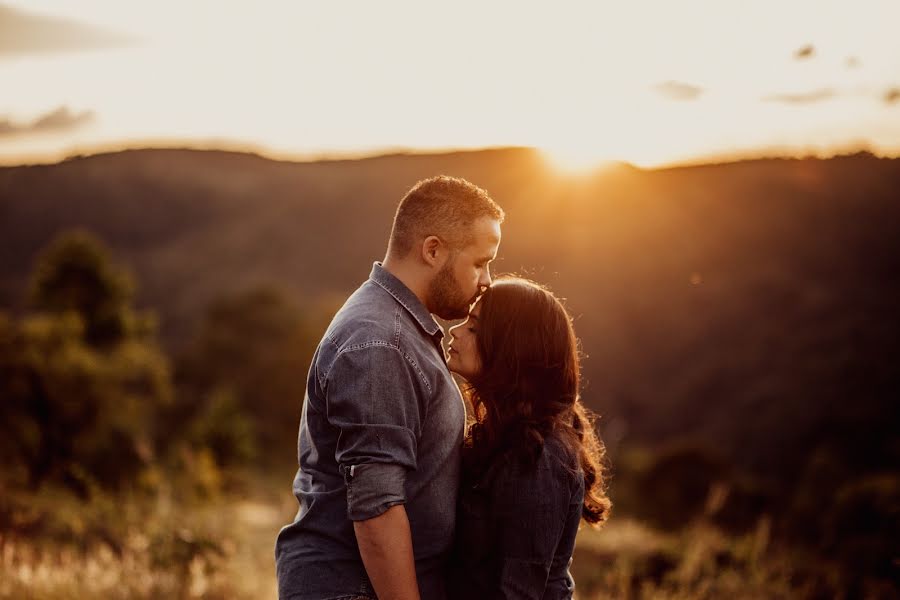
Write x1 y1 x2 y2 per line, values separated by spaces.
1 0 898 168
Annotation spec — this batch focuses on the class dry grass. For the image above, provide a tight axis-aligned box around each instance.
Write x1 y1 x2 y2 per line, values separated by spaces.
0 479 296 600
572 517 897 600
572 517 796 599
1 490 895 600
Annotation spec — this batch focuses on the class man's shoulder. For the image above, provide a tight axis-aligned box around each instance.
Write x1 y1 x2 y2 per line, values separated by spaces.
325 280 402 350
311 277 445 388
310 286 405 389
322 279 439 359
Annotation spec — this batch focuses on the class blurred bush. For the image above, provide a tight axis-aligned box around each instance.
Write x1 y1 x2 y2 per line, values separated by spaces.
186 386 258 468
0 231 171 495
825 474 900 579
0 230 328 501
628 441 729 530
608 439 899 594
27 229 155 346
172 286 328 468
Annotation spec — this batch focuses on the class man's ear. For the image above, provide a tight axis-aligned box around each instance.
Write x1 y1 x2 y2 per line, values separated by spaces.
420 235 444 267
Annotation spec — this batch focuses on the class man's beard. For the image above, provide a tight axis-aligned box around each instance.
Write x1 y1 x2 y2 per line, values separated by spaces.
428 260 476 320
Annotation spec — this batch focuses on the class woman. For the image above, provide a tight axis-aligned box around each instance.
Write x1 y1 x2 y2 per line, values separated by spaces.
446 276 611 600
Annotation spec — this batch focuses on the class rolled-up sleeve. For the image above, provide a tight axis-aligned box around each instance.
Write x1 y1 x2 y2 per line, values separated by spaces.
325 344 423 521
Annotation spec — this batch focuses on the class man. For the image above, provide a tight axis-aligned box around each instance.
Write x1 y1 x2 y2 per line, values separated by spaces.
276 176 504 600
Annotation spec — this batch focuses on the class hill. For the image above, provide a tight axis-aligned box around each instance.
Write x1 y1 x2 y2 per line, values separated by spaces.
1 147 898 489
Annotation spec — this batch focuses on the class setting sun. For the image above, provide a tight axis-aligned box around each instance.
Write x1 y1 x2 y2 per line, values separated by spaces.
539 144 624 174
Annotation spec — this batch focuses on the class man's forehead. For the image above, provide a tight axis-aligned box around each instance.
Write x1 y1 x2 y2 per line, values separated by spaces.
472 217 501 245
468 237 500 260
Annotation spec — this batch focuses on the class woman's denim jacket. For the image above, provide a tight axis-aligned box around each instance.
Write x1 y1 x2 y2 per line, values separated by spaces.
449 434 585 599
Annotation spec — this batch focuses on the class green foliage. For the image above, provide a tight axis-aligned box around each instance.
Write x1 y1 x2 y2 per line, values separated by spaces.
187 386 258 468
1 229 310 499
0 231 172 494
27 230 146 347
174 286 327 465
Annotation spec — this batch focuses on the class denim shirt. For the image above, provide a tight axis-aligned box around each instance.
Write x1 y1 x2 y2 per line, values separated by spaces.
449 435 585 600
275 263 466 600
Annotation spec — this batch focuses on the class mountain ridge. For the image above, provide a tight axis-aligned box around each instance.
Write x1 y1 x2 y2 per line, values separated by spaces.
2 147 897 484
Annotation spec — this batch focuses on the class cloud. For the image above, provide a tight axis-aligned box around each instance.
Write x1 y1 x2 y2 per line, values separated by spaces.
886 88 900 105
794 44 815 60
0 4 135 57
0 106 95 138
654 81 704 101
763 88 836 105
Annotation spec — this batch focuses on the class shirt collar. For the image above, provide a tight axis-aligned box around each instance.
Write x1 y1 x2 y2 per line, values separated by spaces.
369 262 443 339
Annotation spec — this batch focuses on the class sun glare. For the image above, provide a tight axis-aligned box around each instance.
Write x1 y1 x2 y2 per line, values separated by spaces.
540 145 620 175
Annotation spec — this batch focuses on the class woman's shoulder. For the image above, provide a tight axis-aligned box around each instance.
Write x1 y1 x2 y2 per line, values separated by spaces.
477 434 582 518
542 433 576 462
539 434 582 480
463 428 583 490
498 433 582 488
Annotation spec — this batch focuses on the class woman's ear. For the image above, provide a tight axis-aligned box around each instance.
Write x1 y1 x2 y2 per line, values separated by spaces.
420 235 443 267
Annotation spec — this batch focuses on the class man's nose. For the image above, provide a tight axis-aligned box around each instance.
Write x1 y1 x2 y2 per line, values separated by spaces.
479 269 492 289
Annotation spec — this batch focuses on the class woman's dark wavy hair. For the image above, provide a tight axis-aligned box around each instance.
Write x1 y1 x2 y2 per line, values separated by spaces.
462 276 611 526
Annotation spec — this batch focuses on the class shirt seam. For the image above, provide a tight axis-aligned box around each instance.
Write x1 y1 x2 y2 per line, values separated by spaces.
330 341 433 395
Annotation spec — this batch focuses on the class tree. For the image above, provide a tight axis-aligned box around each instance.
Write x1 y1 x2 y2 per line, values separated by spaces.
0 231 172 495
28 229 150 347
175 286 327 464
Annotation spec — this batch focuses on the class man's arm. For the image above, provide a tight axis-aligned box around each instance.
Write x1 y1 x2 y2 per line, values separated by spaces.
354 504 420 600
325 346 425 599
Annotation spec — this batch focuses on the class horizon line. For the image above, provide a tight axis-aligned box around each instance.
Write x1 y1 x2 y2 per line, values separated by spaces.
0 138 897 171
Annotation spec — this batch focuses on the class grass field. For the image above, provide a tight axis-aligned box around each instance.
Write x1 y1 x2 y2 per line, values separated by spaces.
3 480 893 600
